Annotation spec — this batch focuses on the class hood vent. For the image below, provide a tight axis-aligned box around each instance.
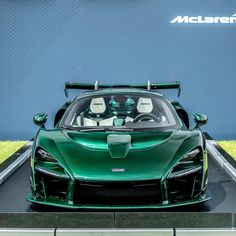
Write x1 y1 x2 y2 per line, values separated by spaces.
107 134 131 159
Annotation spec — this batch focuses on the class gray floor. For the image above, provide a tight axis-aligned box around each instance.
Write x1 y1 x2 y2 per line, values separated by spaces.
0 154 235 212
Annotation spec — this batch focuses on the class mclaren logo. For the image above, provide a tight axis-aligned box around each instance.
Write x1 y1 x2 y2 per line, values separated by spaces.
112 168 125 173
170 14 236 24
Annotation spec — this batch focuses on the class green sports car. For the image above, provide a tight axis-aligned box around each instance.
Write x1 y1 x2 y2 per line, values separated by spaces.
27 81 211 209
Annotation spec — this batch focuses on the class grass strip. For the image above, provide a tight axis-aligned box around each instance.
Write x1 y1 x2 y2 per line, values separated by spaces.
217 140 236 161
0 141 27 164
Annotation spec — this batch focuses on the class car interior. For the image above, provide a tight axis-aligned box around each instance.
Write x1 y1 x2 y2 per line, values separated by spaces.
72 95 171 127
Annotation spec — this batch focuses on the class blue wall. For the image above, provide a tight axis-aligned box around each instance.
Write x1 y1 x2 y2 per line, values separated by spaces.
1 0 236 140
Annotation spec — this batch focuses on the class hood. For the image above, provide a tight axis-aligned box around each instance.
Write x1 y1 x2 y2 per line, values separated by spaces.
37 129 201 181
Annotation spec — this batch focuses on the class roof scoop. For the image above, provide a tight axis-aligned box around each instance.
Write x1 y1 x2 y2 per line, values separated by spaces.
107 134 131 159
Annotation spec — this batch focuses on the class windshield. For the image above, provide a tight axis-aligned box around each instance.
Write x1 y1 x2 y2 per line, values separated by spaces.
60 92 180 131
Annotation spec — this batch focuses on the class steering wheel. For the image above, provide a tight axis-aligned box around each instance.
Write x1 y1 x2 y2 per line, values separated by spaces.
133 113 159 123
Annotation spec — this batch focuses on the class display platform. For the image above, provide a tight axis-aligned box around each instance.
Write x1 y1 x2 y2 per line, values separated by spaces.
0 134 235 228
0 153 235 228
1 153 236 213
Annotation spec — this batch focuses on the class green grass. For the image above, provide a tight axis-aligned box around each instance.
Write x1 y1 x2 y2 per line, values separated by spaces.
217 141 236 161
0 141 27 164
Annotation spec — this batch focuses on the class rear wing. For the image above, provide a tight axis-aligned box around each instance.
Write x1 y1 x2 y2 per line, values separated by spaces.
64 81 181 97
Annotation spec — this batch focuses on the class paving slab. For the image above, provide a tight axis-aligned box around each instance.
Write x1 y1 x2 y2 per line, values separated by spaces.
0 213 114 228
176 229 236 236
114 212 233 228
56 229 173 236
0 229 54 236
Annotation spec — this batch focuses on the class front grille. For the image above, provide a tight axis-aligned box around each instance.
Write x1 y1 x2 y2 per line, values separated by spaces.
168 168 202 203
36 173 69 201
74 180 162 205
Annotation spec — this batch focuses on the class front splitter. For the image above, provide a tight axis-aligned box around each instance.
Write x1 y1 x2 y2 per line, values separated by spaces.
27 191 211 210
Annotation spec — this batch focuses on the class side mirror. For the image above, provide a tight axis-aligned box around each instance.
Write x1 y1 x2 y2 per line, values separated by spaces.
33 113 48 127
193 113 208 127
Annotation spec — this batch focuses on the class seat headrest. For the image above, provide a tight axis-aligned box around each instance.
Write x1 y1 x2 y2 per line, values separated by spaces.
137 97 153 113
90 97 106 114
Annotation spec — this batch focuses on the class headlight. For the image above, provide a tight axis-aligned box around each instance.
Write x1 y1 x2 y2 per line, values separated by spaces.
34 148 69 179
168 148 202 179
178 148 201 165
36 148 56 162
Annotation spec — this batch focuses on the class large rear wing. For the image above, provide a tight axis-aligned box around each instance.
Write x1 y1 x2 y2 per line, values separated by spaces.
64 81 181 97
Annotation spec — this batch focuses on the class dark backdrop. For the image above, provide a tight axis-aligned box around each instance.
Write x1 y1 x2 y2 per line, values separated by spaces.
1 0 236 140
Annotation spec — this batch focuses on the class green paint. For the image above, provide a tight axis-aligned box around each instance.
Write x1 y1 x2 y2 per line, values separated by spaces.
28 88 209 209
33 113 48 127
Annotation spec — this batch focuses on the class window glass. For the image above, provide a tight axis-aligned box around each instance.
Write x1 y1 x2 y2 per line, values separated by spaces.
60 93 180 130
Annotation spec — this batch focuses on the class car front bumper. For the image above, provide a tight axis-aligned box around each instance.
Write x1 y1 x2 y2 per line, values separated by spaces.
27 190 211 209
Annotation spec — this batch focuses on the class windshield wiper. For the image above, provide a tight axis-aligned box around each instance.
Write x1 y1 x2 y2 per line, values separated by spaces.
80 127 107 132
59 125 133 132
80 127 133 132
